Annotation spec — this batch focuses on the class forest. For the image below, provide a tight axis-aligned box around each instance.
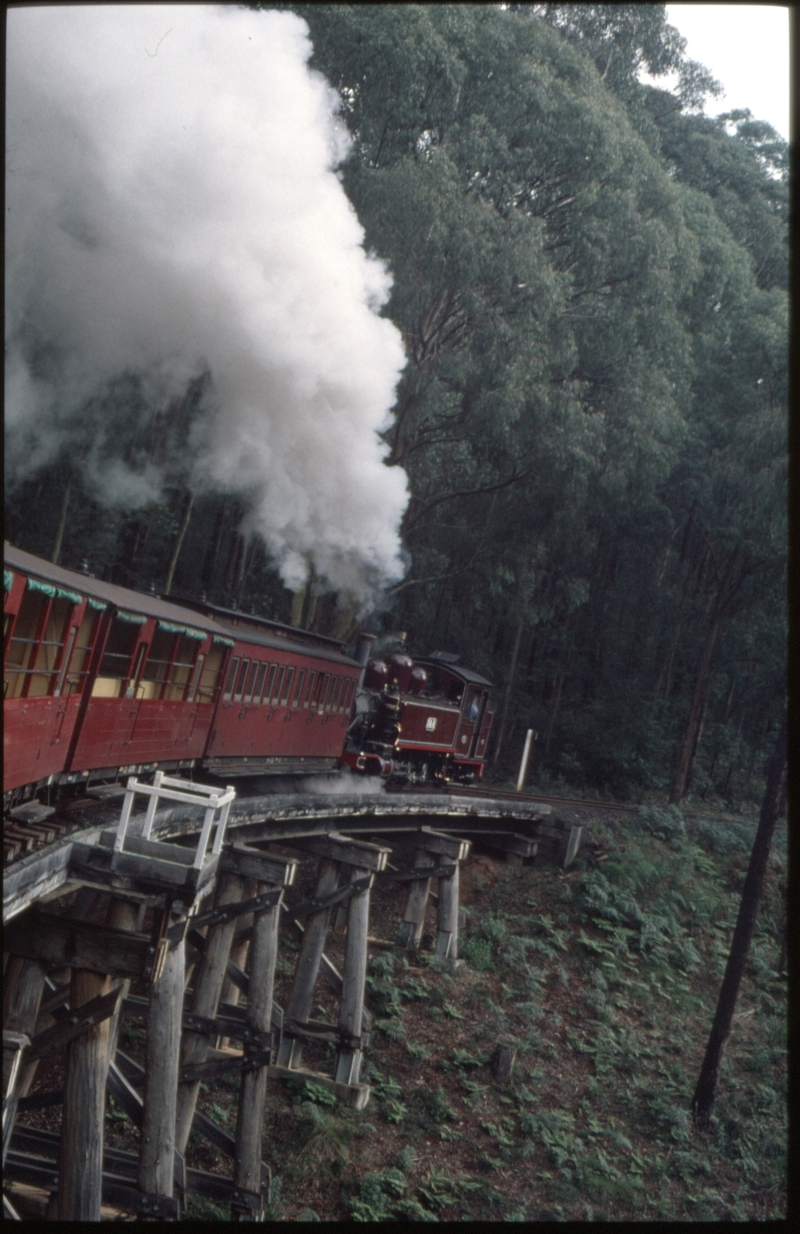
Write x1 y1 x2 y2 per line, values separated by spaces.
4 3 787 808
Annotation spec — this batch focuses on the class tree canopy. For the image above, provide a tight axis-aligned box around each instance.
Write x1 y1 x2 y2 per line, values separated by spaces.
6 3 787 806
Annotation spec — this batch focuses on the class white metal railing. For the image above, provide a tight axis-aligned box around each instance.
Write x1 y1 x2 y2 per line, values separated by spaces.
112 771 236 870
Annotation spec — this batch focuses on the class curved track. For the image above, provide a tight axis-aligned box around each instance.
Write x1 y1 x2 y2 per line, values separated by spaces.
389 782 641 813
4 783 569 922
3 774 648 924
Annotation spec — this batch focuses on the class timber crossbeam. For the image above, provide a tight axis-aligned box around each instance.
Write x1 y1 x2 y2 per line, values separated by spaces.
190 887 283 930
2 788 581 1220
27 986 123 1059
288 873 373 920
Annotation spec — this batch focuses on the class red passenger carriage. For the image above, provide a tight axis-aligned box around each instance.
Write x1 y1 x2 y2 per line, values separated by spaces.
4 544 230 798
177 601 362 778
3 545 363 803
4 543 495 807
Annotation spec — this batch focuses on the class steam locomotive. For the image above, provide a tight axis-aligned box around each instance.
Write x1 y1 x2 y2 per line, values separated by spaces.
3 543 494 809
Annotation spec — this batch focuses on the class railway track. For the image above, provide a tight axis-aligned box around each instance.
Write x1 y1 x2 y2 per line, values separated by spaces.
3 779 636 873
387 781 642 814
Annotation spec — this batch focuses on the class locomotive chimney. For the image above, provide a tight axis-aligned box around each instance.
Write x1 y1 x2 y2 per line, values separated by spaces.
354 632 377 690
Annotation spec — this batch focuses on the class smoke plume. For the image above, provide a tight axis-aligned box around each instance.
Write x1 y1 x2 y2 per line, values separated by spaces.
5 5 409 603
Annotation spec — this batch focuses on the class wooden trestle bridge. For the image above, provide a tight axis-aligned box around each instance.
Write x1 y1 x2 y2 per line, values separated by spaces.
3 779 582 1221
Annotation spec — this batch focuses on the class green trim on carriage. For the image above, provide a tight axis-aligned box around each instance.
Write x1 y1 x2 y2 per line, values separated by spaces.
57 587 84 605
158 619 207 640
4 569 14 593
25 577 56 598
87 597 108 611
26 577 83 605
213 636 236 647
116 609 148 624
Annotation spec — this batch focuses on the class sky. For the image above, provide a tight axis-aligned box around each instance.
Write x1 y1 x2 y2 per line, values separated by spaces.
665 4 790 140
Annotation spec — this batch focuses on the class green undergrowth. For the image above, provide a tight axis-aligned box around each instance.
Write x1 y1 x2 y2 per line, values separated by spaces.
252 805 786 1221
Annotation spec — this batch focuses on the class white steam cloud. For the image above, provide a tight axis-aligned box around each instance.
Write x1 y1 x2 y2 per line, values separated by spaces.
5 4 409 602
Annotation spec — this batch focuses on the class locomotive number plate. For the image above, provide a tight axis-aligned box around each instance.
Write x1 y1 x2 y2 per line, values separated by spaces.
425 717 438 732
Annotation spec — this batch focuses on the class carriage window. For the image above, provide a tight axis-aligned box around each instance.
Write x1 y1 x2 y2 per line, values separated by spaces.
244 660 259 702
5 588 48 698
61 608 101 697
127 642 149 699
141 627 176 699
197 642 227 704
223 657 240 700
339 680 352 712
93 616 141 697
27 597 73 697
272 665 286 705
233 659 251 701
313 673 330 710
304 671 316 708
253 661 268 703
162 635 198 702
280 666 295 706
187 653 205 703
262 664 276 706
292 668 306 706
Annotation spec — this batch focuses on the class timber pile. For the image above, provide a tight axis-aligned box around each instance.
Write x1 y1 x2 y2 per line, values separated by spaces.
3 786 578 1220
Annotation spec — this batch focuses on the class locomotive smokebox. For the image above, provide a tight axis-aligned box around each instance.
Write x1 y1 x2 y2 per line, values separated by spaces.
363 659 390 691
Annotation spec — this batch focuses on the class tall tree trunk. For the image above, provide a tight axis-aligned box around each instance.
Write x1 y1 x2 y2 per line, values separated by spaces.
669 612 721 803
685 692 709 795
653 614 682 700
163 491 194 596
51 471 73 565
225 529 244 595
542 663 567 760
232 534 253 608
491 616 525 768
692 712 787 1129
429 576 450 644
202 499 227 594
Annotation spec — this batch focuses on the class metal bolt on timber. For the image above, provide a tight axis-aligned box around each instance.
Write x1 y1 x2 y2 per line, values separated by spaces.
397 848 437 948
175 871 245 1156
139 909 186 1206
276 857 340 1071
232 877 284 1221
334 867 372 1088
57 965 114 1220
218 876 258 1042
56 895 140 1221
